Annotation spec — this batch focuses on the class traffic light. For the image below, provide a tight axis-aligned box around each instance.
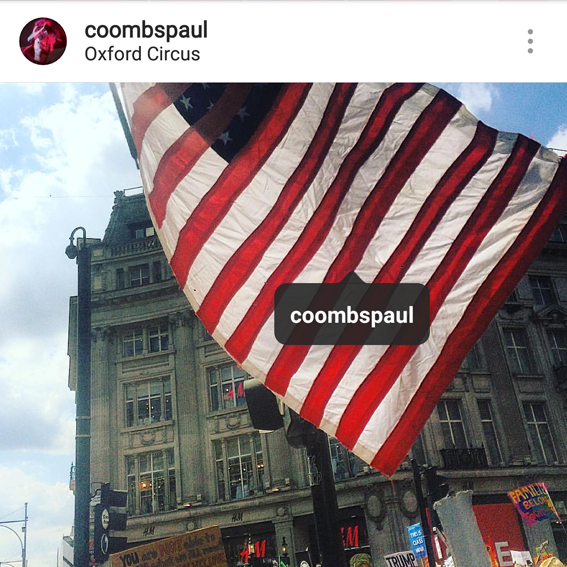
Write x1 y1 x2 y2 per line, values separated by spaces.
93 483 128 562
423 466 450 503
244 379 284 432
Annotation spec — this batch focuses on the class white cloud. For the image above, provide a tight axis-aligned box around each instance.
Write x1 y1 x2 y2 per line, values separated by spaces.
0 84 141 567
547 124 567 155
0 128 18 151
0 466 73 567
457 83 500 116
0 335 74 454
13 83 47 96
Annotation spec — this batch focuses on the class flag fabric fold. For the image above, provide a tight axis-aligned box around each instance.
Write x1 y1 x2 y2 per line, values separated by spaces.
121 82 567 476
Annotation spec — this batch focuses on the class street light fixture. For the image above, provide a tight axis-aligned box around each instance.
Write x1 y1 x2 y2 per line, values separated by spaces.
66 227 92 567
0 503 27 567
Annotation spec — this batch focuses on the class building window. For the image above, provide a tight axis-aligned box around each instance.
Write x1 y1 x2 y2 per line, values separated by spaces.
208 363 247 411
503 328 533 374
530 276 555 306
437 400 468 449
130 264 150 287
477 400 502 465
132 225 156 239
116 269 125 290
461 344 482 371
523 403 558 464
149 325 169 353
153 261 162 283
550 223 567 243
411 433 427 465
548 330 567 367
122 325 170 358
123 330 143 357
213 434 264 501
125 377 172 427
507 289 519 303
201 323 214 342
126 449 176 515
329 437 359 481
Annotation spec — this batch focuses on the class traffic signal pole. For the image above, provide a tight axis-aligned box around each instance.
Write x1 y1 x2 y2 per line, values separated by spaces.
411 459 437 567
306 429 347 567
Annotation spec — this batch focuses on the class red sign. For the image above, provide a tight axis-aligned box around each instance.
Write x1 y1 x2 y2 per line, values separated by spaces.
240 539 267 563
341 525 359 549
474 503 526 567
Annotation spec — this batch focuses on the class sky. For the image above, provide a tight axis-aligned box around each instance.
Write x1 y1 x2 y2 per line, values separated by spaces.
0 82 566 567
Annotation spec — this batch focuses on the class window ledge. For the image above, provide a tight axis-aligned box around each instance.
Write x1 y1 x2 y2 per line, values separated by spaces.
120 348 175 363
206 406 249 418
127 508 179 518
122 419 175 434
512 373 544 380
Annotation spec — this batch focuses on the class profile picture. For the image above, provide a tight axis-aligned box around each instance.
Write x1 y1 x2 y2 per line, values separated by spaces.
20 18 67 65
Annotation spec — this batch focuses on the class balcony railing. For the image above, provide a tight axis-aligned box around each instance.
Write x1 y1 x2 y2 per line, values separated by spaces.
109 237 162 258
440 447 489 470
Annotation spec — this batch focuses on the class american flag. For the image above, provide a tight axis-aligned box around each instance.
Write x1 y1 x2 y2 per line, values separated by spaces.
122 83 567 476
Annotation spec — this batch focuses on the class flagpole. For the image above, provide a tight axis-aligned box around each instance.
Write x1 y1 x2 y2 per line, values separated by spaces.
109 82 139 169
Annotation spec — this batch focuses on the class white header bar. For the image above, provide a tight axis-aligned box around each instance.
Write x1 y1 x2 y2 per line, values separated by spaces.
4 1 566 82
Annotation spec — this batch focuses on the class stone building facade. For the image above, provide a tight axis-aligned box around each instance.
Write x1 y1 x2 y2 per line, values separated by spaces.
68 191 567 567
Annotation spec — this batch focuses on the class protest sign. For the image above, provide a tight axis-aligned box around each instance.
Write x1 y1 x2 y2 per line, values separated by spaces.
407 524 427 559
510 550 534 566
507 483 560 526
110 526 227 567
384 551 419 567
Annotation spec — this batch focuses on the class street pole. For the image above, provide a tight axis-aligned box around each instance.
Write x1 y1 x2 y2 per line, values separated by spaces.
0 520 25 567
306 429 347 567
411 459 436 567
66 228 92 567
22 503 27 567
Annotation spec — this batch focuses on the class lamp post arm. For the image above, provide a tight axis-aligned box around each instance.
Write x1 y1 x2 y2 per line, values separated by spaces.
0 524 24 558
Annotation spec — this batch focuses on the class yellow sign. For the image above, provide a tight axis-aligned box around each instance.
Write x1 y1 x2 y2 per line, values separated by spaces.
110 526 227 567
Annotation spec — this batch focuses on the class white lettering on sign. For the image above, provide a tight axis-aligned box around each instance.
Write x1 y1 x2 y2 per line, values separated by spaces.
495 542 513 567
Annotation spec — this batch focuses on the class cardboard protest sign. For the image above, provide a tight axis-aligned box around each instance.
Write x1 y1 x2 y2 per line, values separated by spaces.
407 524 427 560
384 550 419 567
507 483 560 527
510 550 534 566
110 526 227 567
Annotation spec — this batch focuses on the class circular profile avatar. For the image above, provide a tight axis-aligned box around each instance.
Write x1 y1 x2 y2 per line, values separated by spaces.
20 18 66 65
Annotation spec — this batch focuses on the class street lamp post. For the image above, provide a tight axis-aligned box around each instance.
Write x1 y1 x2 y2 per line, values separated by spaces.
0 506 27 567
66 228 92 567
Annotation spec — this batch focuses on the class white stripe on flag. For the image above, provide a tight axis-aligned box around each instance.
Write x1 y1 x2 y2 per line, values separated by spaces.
317 133 516 437
228 86 435 373
186 83 336 307
353 149 560 461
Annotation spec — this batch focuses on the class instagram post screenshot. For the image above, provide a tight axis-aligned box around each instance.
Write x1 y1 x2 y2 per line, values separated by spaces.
1 3 567 567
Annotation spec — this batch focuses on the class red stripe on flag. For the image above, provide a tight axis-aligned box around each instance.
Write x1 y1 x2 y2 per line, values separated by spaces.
295 122 498 425
131 83 191 154
372 157 567 476
335 135 540 450
169 83 312 289
197 84 358 331
225 83 425 363
150 84 254 227
264 89 461 393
